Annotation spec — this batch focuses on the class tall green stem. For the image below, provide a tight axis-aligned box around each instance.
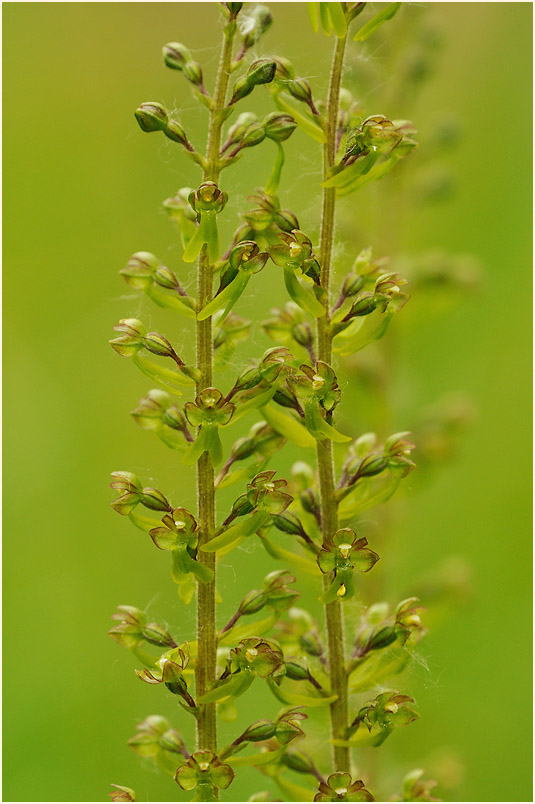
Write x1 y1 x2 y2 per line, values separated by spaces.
195 19 236 758
316 33 349 773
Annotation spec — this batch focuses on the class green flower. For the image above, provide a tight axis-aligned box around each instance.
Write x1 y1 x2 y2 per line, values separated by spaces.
175 751 234 799
149 507 213 585
349 691 419 747
317 528 379 602
183 388 235 467
314 773 374 802
108 605 177 650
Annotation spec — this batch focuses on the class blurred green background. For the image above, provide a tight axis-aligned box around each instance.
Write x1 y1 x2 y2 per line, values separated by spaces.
3 3 532 802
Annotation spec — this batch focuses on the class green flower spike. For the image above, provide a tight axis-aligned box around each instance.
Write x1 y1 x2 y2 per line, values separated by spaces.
269 230 325 317
314 773 374 802
317 528 379 602
149 507 214 584
198 241 268 322
183 388 235 467
183 182 228 264
288 361 350 443
175 751 234 802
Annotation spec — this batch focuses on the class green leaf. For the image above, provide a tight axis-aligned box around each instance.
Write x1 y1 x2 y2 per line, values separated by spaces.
219 614 276 646
338 474 400 519
274 776 315 803
227 747 285 768
259 536 321 576
284 267 326 318
273 92 325 143
304 399 351 443
145 284 196 319
197 272 249 322
201 510 270 552
182 427 211 466
328 2 348 36
353 2 401 41
198 671 254 704
322 151 378 189
132 354 191 393
267 677 336 707
260 403 316 448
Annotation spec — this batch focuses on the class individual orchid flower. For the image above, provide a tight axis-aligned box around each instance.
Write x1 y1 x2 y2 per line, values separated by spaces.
183 388 235 466
149 507 213 584
317 528 379 602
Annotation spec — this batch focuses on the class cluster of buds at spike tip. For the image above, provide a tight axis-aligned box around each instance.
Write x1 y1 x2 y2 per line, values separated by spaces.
119 251 196 316
347 691 419 747
136 644 197 709
108 606 177 650
174 751 234 798
128 714 190 764
182 388 235 467
317 528 379 602
109 471 173 516
130 389 193 451
221 570 300 634
314 773 374 803
162 42 206 92
228 58 277 105
148 507 214 585
262 301 317 362
134 102 195 150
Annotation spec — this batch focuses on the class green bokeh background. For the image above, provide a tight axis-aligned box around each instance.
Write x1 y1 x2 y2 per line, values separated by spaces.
3 3 532 802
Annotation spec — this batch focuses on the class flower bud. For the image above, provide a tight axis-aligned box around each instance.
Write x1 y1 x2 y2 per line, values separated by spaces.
240 4 272 49
357 455 389 479
300 488 319 516
162 406 187 431
159 728 187 754
273 57 295 81
368 625 397 651
299 630 323 658
271 512 305 536
239 589 269 616
142 333 178 359
142 622 177 648
135 102 168 132
223 112 258 149
120 251 159 290
110 785 136 802
239 720 276 742
139 487 171 512
240 123 266 149
110 319 145 356
164 119 189 146
232 436 257 461
288 78 313 105
154 265 179 290
292 322 313 349
247 58 277 87
348 292 377 317
183 60 203 87
341 272 365 298
285 661 309 681
262 111 297 142
163 42 192 70
283 751 316 774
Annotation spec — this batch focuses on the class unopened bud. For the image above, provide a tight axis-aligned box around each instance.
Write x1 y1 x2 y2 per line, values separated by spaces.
164 119 189 146
271 512 305 536
163 42 192 70
341 273 365 298
240 4 272 49
139 487 172 511
135 102 168 133
239 720 276 742
288 78 313 105
182 60 203 87
239 589 268 616
142 622 177 648
241 123 266 149
142 333 177 359
357 455 388 479
300 488 318 515
285 661 309 681
283 751 315 774
349 292 377 317
292 322 313 348
247 58 277 87
368 625 397 651
262 111 297 143
162 406 187 431
120 251 159 289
